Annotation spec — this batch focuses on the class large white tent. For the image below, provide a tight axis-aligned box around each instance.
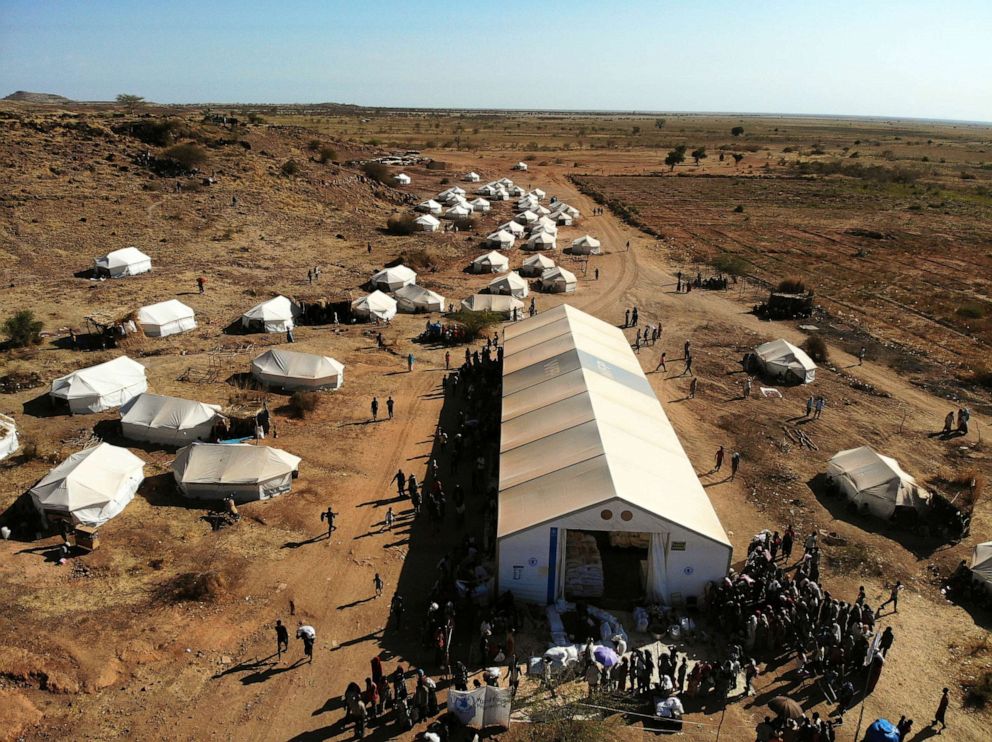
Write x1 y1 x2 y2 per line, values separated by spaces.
520 253 555 277
471 251 510 274
971 542 992 594
753 339 817 384
416 199 443 215
515 210 538 225
30 443 145 527
395 284 445 313
497 305 732 605
487 230 516 250
94 247 151 278
512 161 528 171
242 296 300 333
415 214 441 232
51 356 148 414
0 413 19 461
371 265 417 292
393 173 411 185
445 204 473 220
524 232 557 251
554 211 574 226
470 197 491 213
461 294 524 316
570 235 602 255
172 443 301 502
137 300 196 337
827 446 931 519
438 186 466 199
352 290 398 321
489 271 529 299
464 171 481 182
498 220 525 237
251 349 345 391
121 393 223 446
540 266 577 294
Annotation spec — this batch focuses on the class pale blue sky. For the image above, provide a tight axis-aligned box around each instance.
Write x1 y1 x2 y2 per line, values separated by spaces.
2 1 990 121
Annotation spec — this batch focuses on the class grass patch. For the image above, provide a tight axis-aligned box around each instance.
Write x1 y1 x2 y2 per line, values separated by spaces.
712 254 748 276
288 391 321 418
956 301 986 319
385 214 418 236
448 309 502 340
825 542 882 576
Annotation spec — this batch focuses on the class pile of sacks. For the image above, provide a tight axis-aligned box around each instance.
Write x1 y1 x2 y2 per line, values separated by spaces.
564 532 604 597
609 532 650 549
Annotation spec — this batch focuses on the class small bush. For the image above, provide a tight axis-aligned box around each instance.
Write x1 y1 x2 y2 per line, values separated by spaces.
396 248 439 270
3 310 43 347
964 671 992 709
386 214 418 236
362 162 391 183
733 204 745 213
802 335 829 363
825 542 881 576
247 112 265 124
425 160 448 170
162 142 208 171
289 391 321 418
777 276 808 294
281 159 301 176
439 177 450 185
307 139 322 151
712 254 748 276
956 301 986 319
448 309 501 341
317 146 337 164
159 571 228 603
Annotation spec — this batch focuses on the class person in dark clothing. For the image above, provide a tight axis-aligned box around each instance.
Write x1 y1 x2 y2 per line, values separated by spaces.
321 506 336 542
782 526 795 562
931 687 949 731
391 594 404 630
386 396 394 419
394 469 406 496
877 581 903 615
879 626 895 657
371 397 379 421
275 619 289 660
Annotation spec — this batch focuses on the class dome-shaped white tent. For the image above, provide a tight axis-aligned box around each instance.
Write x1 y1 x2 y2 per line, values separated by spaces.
172 443 301 502
137 299 196 337
121 393 224 446
415 214 441 232
827 446 932 519
753 339 817 384
416 199 443 215
51 356 148 414
395 284 446 313
471 251 510 274
570 235 602 255
242 296 300 333
461 294 524 316
487 230 516 250
371 265 417 292
352 290 398 321
489 271 529 299
520 253 555 277
512 162 528 171
94 247 151 278
540 266 577 294
251 349 344 391
30 443 145 527
0 413 19 461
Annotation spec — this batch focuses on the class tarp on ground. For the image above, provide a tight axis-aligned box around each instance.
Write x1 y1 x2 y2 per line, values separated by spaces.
251 349 344 390
51 356 148 414
447 686 512 729
827 446 931 519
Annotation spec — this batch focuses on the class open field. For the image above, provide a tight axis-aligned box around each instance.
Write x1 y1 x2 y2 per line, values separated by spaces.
0 104 991 741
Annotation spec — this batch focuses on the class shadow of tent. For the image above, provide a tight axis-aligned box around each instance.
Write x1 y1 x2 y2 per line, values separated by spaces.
138 471 202 511
222 318 248 336
22 391 64 419
0 491 45 542
73 268 96 279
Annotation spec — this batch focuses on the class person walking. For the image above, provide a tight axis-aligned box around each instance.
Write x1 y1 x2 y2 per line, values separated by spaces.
196 276 206 294
684 340 691 358
594 268 600 280
394 469 406 497
782 525 795 562
879 626 895 657
371 397 379 421
942 411 955 435
683 354 694 376
445 351 450 370
931 687 950 732
321 506 336 542
391 593 405 630
275 619 289 661
286 327 295 343
374 573 384 598
743 377 752 399
878 580 903 615
386 396 394 419
296 622 316 663
631 306 639 326
814 396 825 419
858 346 866 365
689 376 698 397
715 445 725 472
383 507 395 531
624 309 630 328
655 352 667 372
730 451 741 480
805 395 814 418
407 352 414 372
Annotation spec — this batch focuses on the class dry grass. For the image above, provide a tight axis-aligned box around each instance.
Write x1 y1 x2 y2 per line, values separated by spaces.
288 391 321 418
155 571 229 603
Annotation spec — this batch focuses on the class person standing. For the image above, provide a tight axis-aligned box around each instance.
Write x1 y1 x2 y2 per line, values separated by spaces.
373 572 384 598
689 376 698 397
743 377 752 399
624 309 630 328
805 395 814 418
275 619 289 661
858 346 866 365
445 350 450 370
391 593 405 630
879 626 895 657
383 507 395 532
814 396 825 419
931 687 950 732
386 396 394 419
371 397 379 421
394 469 406 497
196 276 206 294
296 622 316 663
407 352 414 372
782 525 795 562
594 268 600 280
321 506 336 542
286 326 295 343
730 451 741 480
942 411 955 435
715 445 725 472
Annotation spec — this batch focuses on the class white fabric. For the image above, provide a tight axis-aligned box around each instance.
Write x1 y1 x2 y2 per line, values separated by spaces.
464 171 481 182
0 414 19 461
437 186 466 198
512 162 528 171
461 294 524 315
121 393 223 445
754 339 817 384
972 542 992 592
172 443 301 501
646 532 670 602
531 216 558 234
472 251 510 274
499 221 525 236
444 204 472 219
241 296 300 333
352 290 398 321
94 247 151 277
525 232 557 251
137 300 196 337
827 446 931 519
415 214 440 231
571 235 602 255
447 687 512 729
487 230 516 249
529 188 546 199
393 173 411 185
515 210 538 224
394 284 445 313
371 265 417 292
251 349 344 390
520 253 555 276
488 271 529 299
30 443 145 526
416 199 442 215
51 356 148 414
540 266 577 294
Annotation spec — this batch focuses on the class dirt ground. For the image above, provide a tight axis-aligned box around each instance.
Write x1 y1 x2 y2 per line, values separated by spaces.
1 107 991 741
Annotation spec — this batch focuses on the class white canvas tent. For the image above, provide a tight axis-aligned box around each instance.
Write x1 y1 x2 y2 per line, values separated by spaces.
497 305 732 605
464 171 481 182
445 204 473 219
507 185 526 196
415 214 441 232
51 356 148 414
570 235 602 255
499 221 525 236
540 266 577 294
30 443 145 527
827 446 931 519
470 197 491 213
416 199 443 215
471 251 510 274
487 230 516 250
754 339 817 384
395 284 446 313
512 162 528 171
242 296 300 333
529 188 546 200
172 443 301 502
137 300 196 337
515 210 538 225
530 217 558 235
120 393 223 446
488 271 529 299
554 212 574 226
94 247 152 278
525 232 557 251
393 173 411 185
461 294 524 316
352 290 398 321
520 253 555 277
438 186 466 199
0 413 19 461
251 349 345 391
371 265 417 292
971 542 992 594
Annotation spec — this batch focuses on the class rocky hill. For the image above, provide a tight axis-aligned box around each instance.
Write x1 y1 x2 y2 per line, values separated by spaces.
3 90 73 103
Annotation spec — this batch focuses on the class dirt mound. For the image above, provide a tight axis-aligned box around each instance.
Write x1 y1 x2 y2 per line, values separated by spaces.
0 646 81 693
0 689 43 741
3 90 72 103
156 570 229 603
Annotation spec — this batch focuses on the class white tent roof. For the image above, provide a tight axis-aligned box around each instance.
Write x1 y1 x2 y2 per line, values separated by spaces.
754 339 817 384
393 173 411 183
30 443 145 527
489 271 529 297
498 304 731 548
572 235 601 249
173 443 300 486
95 246 150 270
529 188 546 199
243 295 299 323
516 210 538 223
51 356 148 413
470 197 491 209
121 393 221 433
417 199 442 211
252 349 344 383
827 446 931 518
394 284 445 312
499 221 525 236
415 214 441 227
473 251 510 272
137 300 195 327
541 266 577 285
522 253 555 271
352 290 398 320
488 229 516 247
438 186 466 198
461 294 524 313
464 172 480 181
513 162 528 170
525 232 557 250
445 204 472 217
372 265 417 291
972 542 992 587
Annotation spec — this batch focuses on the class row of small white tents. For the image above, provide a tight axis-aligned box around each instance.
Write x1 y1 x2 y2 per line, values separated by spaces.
470 253 577 293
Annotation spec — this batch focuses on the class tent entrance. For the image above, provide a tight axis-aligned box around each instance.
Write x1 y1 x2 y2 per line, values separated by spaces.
563 529 648 609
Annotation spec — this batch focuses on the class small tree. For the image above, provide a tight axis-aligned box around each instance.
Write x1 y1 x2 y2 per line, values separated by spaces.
731 126 745 137
732 153 745 167
116 93 145 114
162 143 208 172
386 214 418 235
664 145 687 171
317 146 337 164
655 118 666 129
631 125 641 135
802 335 829 363
281 159 301 176
362 162 391 183
691 147 707 165
3 309 43 347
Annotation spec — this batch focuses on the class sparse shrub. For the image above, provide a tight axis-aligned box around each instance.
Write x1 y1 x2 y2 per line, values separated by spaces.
713 254 748 276
448 309 501 341
802 335 829 363
247 112 265 124
121 118 189 146
159 571 228 603
731 126 745 136
733 204 745 213
386 214 418 236
162 142 208 172
964 671 992 709
3 310 43 347
956 301 986 319
362 161 391 183
281 159 301 176
307 139 322 151
317 146 337 164
777 276 808 294
289 391 321 418
439 177 450 185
